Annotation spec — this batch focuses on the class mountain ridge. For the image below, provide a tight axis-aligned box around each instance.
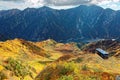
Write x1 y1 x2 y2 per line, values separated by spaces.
0 5 120 42
0 5 119 12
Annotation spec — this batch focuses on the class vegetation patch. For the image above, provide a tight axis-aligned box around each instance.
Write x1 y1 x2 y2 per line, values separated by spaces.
58 75 74 80
72 57 83 63
3 58 35 79
81 65 89 71
35 62 78 80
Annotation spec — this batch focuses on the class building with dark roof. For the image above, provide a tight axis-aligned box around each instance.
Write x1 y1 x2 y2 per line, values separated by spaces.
96 48 109 59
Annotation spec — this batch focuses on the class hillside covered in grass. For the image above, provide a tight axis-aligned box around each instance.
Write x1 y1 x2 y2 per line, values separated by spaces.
0 39 119 80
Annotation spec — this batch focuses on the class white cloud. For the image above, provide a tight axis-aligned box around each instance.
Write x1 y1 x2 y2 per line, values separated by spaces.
98 0 120 10
0 0 120 10
26 0 45 7
0 1 26 10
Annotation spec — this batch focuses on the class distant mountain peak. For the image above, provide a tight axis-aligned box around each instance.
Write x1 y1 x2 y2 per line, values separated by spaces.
41 6 51 9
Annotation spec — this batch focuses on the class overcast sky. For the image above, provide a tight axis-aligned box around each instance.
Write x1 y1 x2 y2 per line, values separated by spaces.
0 0 120 10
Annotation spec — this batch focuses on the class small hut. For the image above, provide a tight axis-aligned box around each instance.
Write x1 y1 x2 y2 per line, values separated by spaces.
96 48 109 59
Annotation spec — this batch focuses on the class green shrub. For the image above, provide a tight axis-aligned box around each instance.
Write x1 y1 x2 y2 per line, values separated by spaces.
78 74 101 80
73 57 83 63
76 57 83 63
35 62 78 80
44 72 51 80
46 53 51 58
81 65 89 71
58 75 74 80
4 58 33 79
92 68 102 73
58 62 76 75
88 76 101 80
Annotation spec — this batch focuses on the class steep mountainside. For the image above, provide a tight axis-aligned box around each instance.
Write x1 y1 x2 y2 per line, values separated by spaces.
0 5 120 42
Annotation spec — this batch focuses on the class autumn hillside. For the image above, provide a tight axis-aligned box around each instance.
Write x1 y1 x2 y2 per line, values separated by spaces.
0 39 119 80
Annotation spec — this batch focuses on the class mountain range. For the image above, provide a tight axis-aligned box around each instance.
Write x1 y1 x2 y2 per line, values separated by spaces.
0 5 120 42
